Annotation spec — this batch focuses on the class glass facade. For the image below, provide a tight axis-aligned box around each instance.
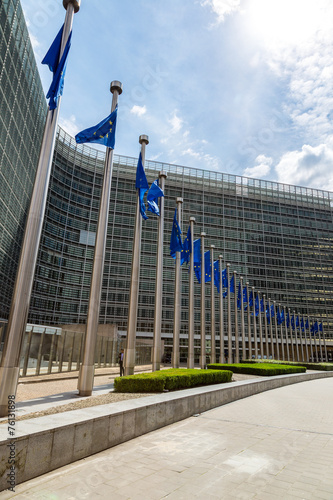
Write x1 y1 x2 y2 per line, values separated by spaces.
0 0 47 319
28 128 333 342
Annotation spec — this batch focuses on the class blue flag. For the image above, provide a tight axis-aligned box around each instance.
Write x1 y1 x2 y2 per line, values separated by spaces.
147 180 164 215
305 318 309 330
301 317 305 332
193 239 201 282
260 298 264 313
291 315 295 330
280 308 285 323
296 315 300 328
243 286 248 310
276 307 282 325
313 321 319 334
271 304 275 318
204 251 212 282
266 303 270 325
135 152 149 220
237 282 241 309
249 290 253 308
75 107 118 149
255 295 259 316
42 24 72 110
286 312 290 328
222 269 228 297
170 209 183 257
181 226 191 265
213 261 220 291
319 322 323 332
230 275 235 293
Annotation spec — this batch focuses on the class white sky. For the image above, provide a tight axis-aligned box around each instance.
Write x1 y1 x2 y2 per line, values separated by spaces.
21 0 333 192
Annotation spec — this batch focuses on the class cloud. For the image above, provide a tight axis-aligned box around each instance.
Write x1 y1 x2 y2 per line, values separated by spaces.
59 115 80 137
169 111 183 134
130 105 147 117
201 0 242 22
275 143 333 191
29 33 40 50
243 154 272 178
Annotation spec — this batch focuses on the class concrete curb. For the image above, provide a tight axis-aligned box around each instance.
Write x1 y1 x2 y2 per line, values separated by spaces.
1 370 332 491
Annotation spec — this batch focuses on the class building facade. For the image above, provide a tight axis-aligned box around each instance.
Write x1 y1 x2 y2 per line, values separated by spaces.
0 0 47 320
27 127 333 356
1 1 332 363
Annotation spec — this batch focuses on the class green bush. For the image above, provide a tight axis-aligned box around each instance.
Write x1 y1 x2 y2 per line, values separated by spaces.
114 368 233 393
243 359 333 371
207 363 306 376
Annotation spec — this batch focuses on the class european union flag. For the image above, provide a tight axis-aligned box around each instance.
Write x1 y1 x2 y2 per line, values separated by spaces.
204 251 212 283
249 290 253 308
313 321 319 333
271 304 275 318
319 322 323 332
147 180 164 215
170 209 183 257
229 275 235 293
266 303 270 324
222 269 228 297
75 107 118 149
305 318 309 330
260 298 264 313
237 282 241 310
243 286 248 310
135 152 149 220
180 226 191 265
193 239 201 282
213 261 220 291
291 315 295 330
280 308 285 323
286 312 290 328
276 307 282 325
296 315 300 328
255 294 259 316
301 317 305 332
42 24 72 110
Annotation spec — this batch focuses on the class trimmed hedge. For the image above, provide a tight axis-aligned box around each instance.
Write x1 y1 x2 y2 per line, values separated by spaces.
243 359 333 372
207 363 306 376
114 368 233 393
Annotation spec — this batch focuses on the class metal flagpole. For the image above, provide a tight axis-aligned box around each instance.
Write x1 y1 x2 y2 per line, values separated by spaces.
252 287 258 360
273 301 279 360
210 245 216 363
269 298 274 359
311 318 318 361
0 0 81 416
233 271 239 363
219 255 225 364
124 135 149 376
172 197 183 369
304 316 309 362
298 315 305 362
152 171 167 371
227 264 232 363
258 291 264 358
200 232 206 369
307 316 313 362
284 306 290 361
240 276 246 361
317 319 323 362
293 311 300 362
188 217 196 369
278 304 286 361
323 324 328 362
263 294 269 359
78 80 123 396
288 308 295 361
247 282 252 360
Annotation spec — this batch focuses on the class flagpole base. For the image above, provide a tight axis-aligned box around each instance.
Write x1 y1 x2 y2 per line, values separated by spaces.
124 348 135 376
77 364 95 396
0 367 20 417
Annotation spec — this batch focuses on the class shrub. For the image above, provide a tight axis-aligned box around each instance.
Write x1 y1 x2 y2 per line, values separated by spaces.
207 363 306 376
114 368 233 393
243 359 333 371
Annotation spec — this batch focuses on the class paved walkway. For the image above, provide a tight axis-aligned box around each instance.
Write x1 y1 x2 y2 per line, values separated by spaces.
4 377 333 499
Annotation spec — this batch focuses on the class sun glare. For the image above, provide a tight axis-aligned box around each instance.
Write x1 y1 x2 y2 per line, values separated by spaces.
247 0 326 50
